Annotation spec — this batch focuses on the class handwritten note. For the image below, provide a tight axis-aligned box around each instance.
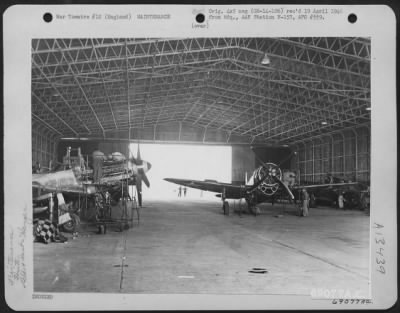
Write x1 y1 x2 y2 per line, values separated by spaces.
7 205 29 288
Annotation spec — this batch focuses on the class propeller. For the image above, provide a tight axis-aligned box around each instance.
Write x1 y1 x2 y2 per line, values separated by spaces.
272 175 295 201
250 148 296 201
247 169 275 193
128 143 151 206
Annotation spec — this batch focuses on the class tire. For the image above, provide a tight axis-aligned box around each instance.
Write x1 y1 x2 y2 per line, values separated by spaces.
61 215 77 233
223 201 230 216
99 225 105 234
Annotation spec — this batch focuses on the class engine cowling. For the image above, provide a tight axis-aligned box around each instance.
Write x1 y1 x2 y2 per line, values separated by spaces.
253 162 282 196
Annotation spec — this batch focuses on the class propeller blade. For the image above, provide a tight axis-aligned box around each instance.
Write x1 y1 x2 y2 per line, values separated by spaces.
272 176 295 201
251 147 297 169
136 184 142 207
141 172 150 188
135 174 143 206
137 143 142 161
247 170 272 193
251 148 269 169
129 151 138 165
136 174 142 191
277 151 297 168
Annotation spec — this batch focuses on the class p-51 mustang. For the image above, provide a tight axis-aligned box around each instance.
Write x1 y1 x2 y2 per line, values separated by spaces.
164 152 359 215
32 145 152 207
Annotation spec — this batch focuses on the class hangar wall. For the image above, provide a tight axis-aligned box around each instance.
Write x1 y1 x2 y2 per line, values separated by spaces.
31 121 59 170
291 127 370 184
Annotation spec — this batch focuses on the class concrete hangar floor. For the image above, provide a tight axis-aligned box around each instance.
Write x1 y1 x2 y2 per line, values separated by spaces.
34 198 370 296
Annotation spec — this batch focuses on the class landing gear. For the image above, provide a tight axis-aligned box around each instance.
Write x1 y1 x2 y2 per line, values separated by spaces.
246 202 258 216
245 194 258 216
221 188 229 216
238 199 244 217
98 224 107 234
137 190 142 207
61 213 78 233
119 222 130 232
222 200 230 216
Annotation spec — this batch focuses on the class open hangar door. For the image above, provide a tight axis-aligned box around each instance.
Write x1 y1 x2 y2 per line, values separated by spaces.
130 143 232 200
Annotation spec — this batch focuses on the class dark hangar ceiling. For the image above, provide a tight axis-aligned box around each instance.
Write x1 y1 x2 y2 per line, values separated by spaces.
31 37 371 145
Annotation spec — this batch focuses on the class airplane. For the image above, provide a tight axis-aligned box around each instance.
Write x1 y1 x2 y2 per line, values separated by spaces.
311 174 369 208
32 145 152 207
164 151 360 216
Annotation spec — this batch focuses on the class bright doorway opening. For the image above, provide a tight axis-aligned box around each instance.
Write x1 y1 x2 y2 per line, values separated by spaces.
129 143 232 200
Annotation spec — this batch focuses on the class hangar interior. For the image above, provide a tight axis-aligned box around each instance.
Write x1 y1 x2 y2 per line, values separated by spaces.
32 38 371 295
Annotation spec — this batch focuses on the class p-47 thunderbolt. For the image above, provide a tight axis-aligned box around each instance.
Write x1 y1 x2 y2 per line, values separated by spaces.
164 156 359 215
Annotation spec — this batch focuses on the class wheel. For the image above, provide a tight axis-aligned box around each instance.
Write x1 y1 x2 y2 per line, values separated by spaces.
98 225 105 234
61 215 77 233
223 201 230 216
238 199 244 216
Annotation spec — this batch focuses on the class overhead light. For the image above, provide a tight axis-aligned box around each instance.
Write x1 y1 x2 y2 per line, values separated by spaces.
261 53 270 65
321 121 328 125
366 107 371 111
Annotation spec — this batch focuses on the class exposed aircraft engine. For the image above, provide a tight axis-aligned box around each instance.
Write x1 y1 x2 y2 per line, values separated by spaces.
254 162 282 196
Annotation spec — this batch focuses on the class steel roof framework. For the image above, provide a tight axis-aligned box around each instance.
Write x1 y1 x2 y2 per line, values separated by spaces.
32 37 370 145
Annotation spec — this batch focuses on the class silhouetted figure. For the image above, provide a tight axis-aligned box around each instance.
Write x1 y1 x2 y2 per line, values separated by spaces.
183 186 187 197
309 193 316 208
338 192 345 210
178 186 182 197
300 188 310 217
33 161 41 173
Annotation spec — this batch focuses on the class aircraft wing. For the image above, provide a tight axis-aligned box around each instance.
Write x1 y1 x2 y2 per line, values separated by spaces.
32 182 99 196
291 182 360 191
164 178 245 199
33 182 86 194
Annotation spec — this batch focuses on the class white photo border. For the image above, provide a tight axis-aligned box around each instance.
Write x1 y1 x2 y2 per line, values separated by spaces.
3 4 397 310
